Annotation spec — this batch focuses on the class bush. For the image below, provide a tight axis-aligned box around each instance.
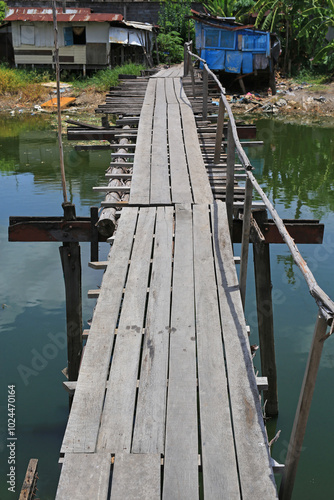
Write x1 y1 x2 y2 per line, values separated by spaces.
157 31 184 64
69 63 145 91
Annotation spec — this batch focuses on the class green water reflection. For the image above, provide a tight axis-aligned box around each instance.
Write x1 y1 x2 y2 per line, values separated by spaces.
0 115 111 499
1 114 334 499
244 118 334 499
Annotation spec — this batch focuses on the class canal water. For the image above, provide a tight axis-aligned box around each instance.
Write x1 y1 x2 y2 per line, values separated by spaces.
0 114 333 499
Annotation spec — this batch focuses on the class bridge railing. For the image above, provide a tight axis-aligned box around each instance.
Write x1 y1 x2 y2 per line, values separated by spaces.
184 41 334 500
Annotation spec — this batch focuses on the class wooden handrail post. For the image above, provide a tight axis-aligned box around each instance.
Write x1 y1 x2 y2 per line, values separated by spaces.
183 43 188 77
214 97 225 164
226 121 235 237
189 41 196 99
239 176 253 309
202 67 208 120
279 310 328 500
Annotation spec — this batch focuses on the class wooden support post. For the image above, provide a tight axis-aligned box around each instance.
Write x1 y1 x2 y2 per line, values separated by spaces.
226 121 235 237
202 67 208 120
279 311 327 500
60 242 83 383
239 176 253 309
214 97 225 164
253 230 278 417
59 203 82 386
90 206 99 262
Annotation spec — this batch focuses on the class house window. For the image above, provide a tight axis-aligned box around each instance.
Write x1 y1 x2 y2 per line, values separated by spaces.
21 25 35 45
219 30 235 49
64 26 86 46
242 34 267 52
205 29 219 47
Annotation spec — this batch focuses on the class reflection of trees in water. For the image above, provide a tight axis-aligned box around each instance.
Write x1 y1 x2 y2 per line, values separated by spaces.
277 254 296 285
247 119 334 219
0 115 111 205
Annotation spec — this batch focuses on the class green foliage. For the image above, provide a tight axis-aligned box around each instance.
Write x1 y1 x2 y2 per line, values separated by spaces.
0 1 7 24
297 0 334 68
204 0 255 21
157 0 193 64
157 31 184 63
158 0 192 42
0 63 145 94
69 63 145 91
204 0 255 18
0 64 52 94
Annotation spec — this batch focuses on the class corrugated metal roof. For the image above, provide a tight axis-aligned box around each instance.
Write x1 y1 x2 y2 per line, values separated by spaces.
123 20 155 32
5 8 123 23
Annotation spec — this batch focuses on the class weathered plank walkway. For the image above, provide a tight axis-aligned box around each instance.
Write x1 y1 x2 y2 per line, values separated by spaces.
56 71 278 499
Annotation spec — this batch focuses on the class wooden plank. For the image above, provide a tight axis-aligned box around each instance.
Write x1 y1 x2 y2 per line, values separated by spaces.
173 77 191 106
110 453 160 499
97 207 156 452
150 78 171 204
168 104 192 204
179 103 213 204
88 261 108 270
193 204 241 499
132 206 174 453
129 103 154 205
19 459 38 500
56 453 110 500
61 208 138 454
165 77 177 104
93 186 130 193
211 201 278 499
143 78 157 106
163 204 199 500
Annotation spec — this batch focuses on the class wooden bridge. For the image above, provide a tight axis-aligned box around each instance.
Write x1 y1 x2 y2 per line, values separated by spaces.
56 66 278 499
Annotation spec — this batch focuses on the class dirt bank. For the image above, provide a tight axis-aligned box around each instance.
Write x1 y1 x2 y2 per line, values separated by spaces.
1 76 334 126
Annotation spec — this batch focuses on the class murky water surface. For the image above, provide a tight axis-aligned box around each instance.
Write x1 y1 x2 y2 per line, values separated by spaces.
0 115 333 498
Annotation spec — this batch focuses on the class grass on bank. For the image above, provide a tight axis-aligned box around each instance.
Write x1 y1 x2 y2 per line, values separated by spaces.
291 68 331 91
0 63 145 97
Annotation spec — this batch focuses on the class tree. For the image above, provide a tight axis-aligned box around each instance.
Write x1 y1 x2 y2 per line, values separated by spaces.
298 0 334 66
157 0 193 63
204 0 255 19
0 1 7 24
158 0 192 42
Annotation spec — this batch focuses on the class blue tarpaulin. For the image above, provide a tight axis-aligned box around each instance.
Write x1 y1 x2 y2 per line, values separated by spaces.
195 17 271 75
202 49 225 70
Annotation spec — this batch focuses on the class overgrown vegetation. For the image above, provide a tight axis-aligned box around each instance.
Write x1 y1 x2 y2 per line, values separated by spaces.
204 0 334 75
68 63 145 91
0 65 51 101
0 1 7 24
157 0 193 63
0 63 145 97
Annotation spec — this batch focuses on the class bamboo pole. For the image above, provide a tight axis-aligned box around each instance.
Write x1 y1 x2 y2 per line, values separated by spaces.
279 311 328 500
97 127 131 237
226 121 235 237
185 45 334 321
239 176 253 309
202 67 208 120
52 0 67 204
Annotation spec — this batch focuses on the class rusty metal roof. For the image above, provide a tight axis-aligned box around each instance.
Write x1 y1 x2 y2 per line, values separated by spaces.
5 8 123 23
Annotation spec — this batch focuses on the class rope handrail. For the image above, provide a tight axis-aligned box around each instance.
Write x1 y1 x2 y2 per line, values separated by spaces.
185 45 334 322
